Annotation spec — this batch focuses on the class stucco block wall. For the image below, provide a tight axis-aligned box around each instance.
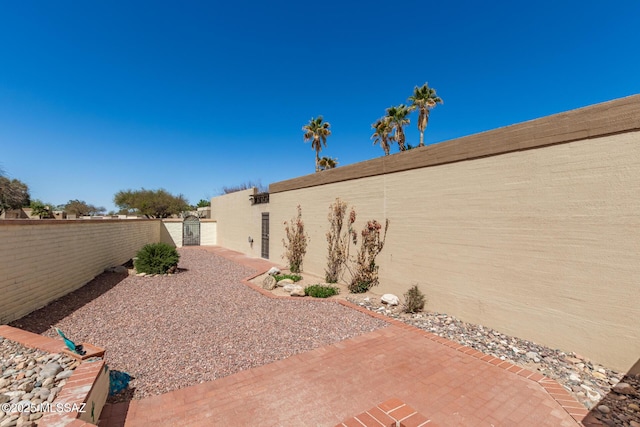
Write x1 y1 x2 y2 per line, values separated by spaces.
161 220 183 247
269 132 640 371
0 220 160 324
263 95 640 372
200 220 217 246
210 189 270 259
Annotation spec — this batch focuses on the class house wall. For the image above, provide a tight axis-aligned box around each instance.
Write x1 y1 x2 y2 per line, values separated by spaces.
262 94 640 372
210 188 270 259
0 219 160 324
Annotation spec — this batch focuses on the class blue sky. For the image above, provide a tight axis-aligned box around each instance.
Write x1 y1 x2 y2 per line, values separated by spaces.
1 1 639 212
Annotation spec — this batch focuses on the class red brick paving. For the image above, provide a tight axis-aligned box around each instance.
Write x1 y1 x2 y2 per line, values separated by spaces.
91 246 583 426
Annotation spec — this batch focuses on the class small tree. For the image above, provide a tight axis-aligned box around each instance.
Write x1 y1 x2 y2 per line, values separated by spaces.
0 171 30 215
30 200 53 219
64 199 105 216
349 219 390 293
282 205 308 273
114 188 189 218
325 198 356 283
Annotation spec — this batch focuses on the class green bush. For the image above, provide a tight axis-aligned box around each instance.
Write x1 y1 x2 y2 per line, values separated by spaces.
273 274 302 282
403 284 426 313
134 243 180 274
304 284 340 298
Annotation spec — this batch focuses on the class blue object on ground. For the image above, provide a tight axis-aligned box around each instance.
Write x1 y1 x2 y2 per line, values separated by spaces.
109 369 133 396
55 328 86 355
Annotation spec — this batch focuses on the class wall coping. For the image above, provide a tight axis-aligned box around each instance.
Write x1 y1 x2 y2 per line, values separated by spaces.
270 94 640 194
0 219 159 226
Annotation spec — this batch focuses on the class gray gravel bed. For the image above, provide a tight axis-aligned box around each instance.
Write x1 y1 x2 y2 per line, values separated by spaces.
10 249 388 401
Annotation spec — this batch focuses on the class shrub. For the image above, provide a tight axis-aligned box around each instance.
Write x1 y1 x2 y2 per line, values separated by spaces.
348 219 390 293
273 274 302 282
403 284 426 313
325 198 356 283
134 243 180 274
305 284 340 298
282 205 308 273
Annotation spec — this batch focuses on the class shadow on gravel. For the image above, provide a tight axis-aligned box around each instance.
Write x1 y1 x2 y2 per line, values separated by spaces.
8 271 129 334
581 357 640 426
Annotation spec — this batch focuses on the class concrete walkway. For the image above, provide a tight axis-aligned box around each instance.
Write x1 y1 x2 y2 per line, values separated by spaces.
98 246 587 426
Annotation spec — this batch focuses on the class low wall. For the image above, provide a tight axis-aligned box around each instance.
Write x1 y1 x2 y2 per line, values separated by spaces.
0 220 160 324
160 219 217 247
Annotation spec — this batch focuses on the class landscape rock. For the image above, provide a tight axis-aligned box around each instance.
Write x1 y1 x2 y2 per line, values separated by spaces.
262 275 277 290
289 286 305 297
267 267 281 276
283 284 296 293
613 382 637 395
276 279 294 287
381 294 399 306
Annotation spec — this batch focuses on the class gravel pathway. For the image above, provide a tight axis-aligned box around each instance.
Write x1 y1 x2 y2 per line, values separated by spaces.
9 249 388 401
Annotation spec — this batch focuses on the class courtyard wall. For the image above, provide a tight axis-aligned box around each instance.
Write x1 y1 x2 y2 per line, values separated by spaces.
211 95 640 371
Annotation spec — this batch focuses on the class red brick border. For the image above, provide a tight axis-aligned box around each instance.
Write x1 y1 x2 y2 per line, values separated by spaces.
336 398 438 427
238 267 588 425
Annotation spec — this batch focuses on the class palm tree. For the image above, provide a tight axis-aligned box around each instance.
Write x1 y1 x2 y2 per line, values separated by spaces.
318 156 338 170
386 105 411 151
408 83 443 146
371 118 393 156
302 116 332 172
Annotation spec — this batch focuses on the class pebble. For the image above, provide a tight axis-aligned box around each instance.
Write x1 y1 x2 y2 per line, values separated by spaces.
0 337 79 426
347 295 638 424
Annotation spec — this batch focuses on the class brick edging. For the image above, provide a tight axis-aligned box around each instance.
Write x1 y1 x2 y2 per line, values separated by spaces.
0 325 104 426
238 274 588 425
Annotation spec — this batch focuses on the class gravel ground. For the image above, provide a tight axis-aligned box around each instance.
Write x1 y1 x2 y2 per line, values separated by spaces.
10 249 388 401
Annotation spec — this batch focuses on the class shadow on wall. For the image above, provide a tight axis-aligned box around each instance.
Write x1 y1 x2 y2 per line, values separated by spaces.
9 271 129 334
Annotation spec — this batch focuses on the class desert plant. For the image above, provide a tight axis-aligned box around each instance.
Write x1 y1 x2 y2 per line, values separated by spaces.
282 205 308 273
305 284 340 298
403 284 426 313
348 219 390 293
273 274 302 282
325 198 357 283
134 243 180 274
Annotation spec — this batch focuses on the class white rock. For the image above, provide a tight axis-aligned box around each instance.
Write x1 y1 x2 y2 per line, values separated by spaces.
276 279 294 287
290 286 305 297
381 294 399 306
283 284 296 293
267 267 281 276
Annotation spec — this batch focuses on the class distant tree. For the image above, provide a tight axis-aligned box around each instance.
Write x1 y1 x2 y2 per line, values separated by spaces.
196 199 211 208
302 116 332 172
30 199 53 219
371 118 394 156
113 189 189 218
408 83 443 146
0 170 30 215
386 105 411 152
318 157 338 171
220 180 267 194
64 199 105 216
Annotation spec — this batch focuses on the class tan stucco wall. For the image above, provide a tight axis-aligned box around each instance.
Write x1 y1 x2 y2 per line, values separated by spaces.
200 220 217 246
267 131 640 372
0 220 160 324
206 95 640 371
210 189 271 259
